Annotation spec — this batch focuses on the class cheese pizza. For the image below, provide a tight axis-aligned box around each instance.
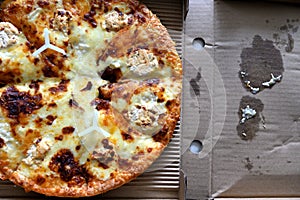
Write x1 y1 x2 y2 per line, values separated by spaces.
0 0 182 197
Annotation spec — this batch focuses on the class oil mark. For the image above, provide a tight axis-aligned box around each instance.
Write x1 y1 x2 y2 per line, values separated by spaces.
286 33 294 53
272 19 299 52
189 72 201 97
237 96 264 141
239 35 284 94
243 157 253 171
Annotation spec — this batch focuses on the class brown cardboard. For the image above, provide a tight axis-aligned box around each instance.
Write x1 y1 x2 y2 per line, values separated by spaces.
0 0 184 199
183 0 300 199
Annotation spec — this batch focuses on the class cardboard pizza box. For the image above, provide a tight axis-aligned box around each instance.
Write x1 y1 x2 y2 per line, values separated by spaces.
182 0 300 199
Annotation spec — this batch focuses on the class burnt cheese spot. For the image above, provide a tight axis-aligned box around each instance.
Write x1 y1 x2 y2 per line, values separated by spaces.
29 80 42 92
35 137 42 144
46 115 57 125
48 102 57 108
48 80 70 94
37 0 50 8
102 139 113 150
152 126 169 145
99 66 122 83
0 138 5 148
49 149 91 184
55 135 63 141
145 79 160 86
75 145 81 151
62 126 75 134
0 86 43 119
91 98 110 110
98 84 113 101
34 117 43 127
121 132 134 142
83 11 97 28
98 162 109 169
68 99 81 109
92 150 114 168
80 81 93 91
42 65 59 78
118 158 131 170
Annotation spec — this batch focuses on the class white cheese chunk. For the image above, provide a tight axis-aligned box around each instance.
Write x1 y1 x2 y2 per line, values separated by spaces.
102 10 130 31
128 91 166 135
23 138 53 166
127 49 159 76
50 9 72 35
0 22 19 48
240 105 256 124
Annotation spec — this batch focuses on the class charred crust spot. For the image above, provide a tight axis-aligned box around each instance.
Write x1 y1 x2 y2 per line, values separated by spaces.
80 81 93 91
99 66 122 83
110 172 115 178
49 149 91 184
29 80 42 92
91 98 110 110
0 138 5 148
55 135 63 141
0 86 43 120
62 126 75 134
75 145 81 151
48 80 70 94
36 175 46 185
166 99 178 110
46 115 57 125
102 139 113 150
135 12 146 23
121 132 134 142
147 148 153 153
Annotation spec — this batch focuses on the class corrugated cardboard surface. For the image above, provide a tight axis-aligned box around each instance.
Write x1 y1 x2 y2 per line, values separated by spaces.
0 0 183 199
183 0 300 199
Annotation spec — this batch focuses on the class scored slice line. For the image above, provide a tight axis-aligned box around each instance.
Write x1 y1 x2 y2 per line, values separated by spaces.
32 28 66 57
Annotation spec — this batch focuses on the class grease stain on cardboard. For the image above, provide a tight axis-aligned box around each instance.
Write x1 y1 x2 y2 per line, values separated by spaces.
189 72 201 97
243 157 254 171
239 35 284 94
237 96 264 141
272 19 299 52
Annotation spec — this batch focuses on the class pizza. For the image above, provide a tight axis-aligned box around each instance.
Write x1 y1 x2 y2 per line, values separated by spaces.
0 0 182 197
